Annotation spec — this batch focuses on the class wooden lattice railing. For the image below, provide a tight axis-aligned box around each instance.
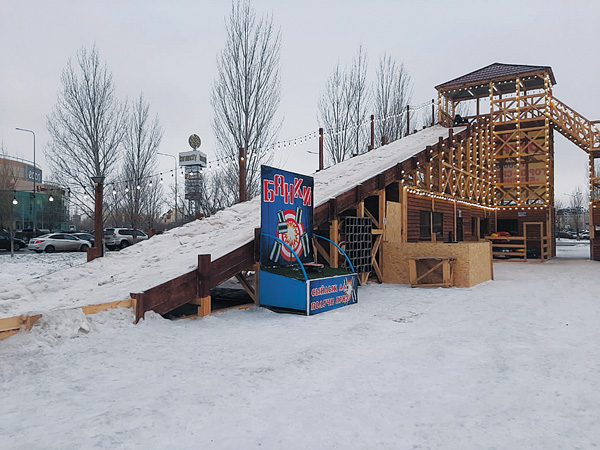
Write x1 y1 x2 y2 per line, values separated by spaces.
549 97 600 152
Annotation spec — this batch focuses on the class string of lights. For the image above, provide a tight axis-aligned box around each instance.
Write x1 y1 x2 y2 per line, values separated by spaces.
65 99 437 193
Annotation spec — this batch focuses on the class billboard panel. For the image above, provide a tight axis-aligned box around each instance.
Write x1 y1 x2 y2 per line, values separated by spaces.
179 150 207 168
308 274 358 315
260 165 313 266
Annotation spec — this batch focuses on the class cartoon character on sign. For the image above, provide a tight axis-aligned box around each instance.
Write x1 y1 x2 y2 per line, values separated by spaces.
342 277 357 303
269 206 310 263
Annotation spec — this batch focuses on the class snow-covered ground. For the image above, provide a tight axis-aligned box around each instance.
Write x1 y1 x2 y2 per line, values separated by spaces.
0 125 461 320
1 242 598 449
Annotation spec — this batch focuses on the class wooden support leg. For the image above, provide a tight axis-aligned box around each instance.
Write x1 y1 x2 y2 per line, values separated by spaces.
197 296 211 317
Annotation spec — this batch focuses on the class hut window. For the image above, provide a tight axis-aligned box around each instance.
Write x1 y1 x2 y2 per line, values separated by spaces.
433 212 443 239
419 211 431 239
420 211 443 240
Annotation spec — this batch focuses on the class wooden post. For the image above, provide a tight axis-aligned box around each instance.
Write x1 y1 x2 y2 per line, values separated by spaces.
197 254 212 317
238 146 246 203
378 189 386 266
431 99 435 126
406 104 410 136
329 219 339 268
369 115 374 151
318 128 324 171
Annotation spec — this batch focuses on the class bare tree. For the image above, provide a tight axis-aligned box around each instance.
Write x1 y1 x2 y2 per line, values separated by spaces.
374 54 412 144
211 0 282 202
116 94 163 232
318 63 352 164
349 46 370 156
46 45 128 219
584 160 600 203
568 187 586 234
193 169 230 217
318 47 371 165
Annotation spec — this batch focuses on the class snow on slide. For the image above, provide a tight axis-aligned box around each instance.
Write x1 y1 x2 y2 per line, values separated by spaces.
0 126 458 319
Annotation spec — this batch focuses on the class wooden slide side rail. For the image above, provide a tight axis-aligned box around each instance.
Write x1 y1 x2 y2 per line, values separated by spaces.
132 240 257 322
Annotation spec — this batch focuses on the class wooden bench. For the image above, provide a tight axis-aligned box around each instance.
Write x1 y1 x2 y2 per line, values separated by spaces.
408 257 456 288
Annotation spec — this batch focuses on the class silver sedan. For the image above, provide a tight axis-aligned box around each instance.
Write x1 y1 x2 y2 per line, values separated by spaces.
28 233 92 253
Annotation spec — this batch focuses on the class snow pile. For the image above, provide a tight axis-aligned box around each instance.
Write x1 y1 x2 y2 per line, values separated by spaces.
0 126 457 319
0 244 598 449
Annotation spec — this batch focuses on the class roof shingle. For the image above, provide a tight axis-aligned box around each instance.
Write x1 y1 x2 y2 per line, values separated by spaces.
435 63 556 91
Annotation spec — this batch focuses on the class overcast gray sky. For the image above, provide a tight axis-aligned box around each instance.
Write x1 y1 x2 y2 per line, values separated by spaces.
1 0 598 204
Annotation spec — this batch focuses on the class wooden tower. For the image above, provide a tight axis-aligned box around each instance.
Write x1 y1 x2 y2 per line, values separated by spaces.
435 63 600 260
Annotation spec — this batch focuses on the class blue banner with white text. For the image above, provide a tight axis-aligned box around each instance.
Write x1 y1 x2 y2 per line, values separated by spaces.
260 165 314 267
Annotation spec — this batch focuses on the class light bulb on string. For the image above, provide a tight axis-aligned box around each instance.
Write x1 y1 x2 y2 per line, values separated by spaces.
160 177 164 184
125 185 129 193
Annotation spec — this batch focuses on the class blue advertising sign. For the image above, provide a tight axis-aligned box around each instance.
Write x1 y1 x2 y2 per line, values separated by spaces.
261 166 314 266
308 274 358 315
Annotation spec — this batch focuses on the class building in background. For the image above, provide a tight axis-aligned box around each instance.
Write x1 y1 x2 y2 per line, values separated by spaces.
0 155 70 232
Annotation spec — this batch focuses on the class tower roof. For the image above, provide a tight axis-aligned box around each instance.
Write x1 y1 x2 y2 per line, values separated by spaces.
435 63 556 100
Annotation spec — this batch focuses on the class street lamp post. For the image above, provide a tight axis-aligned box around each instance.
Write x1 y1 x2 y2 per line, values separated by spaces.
15 127 36 231
158 153 178 224
10 193 18 257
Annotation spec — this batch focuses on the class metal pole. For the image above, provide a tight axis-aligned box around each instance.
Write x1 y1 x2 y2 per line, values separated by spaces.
318 128 324 171
16 128 36 231
239 146 246 203
369 115 374 151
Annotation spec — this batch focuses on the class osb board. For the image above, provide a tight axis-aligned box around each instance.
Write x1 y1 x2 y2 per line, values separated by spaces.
382 241 492 287
385 201 402 243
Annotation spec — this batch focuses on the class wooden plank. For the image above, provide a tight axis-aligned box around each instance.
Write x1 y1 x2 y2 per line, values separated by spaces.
314 239 331 265
211 241 255 288
81 299 133 315
0 316 26 331
0 329 20 341
197 296 211 317
235 272 257 303
330 219 339 268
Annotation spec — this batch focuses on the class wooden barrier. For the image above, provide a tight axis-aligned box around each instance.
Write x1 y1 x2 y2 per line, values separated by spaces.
408 257 456 288
382 241 492 287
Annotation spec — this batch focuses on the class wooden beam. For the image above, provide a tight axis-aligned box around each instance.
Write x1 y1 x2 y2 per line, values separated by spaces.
330 219 339 268
81 299 133 315
235 272 257 303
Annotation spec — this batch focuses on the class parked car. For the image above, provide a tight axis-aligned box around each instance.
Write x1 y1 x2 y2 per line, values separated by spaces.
556 231 576 239
104 228 148 250
579 231 590 240
68 232 96 246
0 233 28 251
28 233 92 253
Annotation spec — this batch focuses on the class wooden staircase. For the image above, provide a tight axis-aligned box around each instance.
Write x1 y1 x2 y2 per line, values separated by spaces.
549 96 600 152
